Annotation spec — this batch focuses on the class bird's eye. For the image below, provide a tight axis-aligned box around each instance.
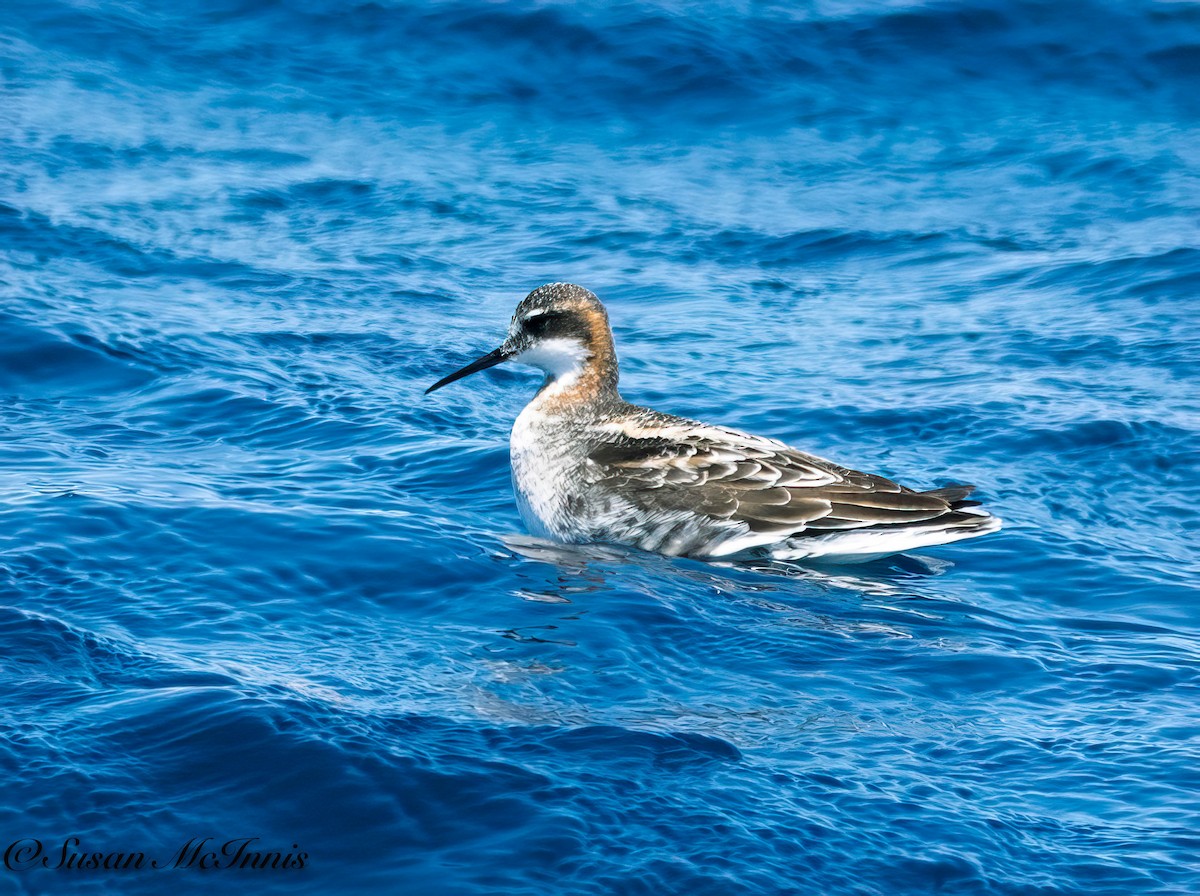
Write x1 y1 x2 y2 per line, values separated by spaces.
522 311 566 336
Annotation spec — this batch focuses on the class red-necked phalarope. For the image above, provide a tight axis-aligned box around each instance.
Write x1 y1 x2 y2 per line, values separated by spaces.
426 283 1002 563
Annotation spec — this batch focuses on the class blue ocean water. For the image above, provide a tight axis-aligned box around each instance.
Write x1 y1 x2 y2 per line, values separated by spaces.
2 0 1199 893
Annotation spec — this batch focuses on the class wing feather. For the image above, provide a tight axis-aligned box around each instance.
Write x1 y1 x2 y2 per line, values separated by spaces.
588 415 967 540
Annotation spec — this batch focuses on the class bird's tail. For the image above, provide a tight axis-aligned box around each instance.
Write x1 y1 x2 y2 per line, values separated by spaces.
920 484 979 508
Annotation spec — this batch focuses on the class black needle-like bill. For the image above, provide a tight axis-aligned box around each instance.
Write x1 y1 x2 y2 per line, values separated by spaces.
425 346 512 394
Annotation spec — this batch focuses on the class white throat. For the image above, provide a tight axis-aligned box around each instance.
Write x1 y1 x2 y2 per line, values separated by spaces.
512 337 591 393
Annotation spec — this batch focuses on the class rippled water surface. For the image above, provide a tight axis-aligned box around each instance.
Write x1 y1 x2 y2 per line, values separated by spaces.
2 1 1199 893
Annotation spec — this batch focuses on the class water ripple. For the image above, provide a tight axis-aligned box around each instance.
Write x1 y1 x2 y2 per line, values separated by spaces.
1 0 1198 893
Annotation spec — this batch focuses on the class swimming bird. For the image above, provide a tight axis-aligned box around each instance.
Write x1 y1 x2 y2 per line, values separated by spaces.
426 283 1001 563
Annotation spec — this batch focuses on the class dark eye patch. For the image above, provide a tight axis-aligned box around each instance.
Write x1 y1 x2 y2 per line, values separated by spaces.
522 310 578 338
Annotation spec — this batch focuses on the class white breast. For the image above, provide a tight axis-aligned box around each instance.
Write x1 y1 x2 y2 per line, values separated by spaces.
509 403 746 556
510 404 582 541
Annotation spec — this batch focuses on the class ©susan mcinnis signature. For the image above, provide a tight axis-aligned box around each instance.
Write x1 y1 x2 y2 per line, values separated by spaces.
3 836 308 872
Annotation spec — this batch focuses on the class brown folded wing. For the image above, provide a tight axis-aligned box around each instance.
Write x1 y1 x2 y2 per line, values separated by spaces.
588 422 967 537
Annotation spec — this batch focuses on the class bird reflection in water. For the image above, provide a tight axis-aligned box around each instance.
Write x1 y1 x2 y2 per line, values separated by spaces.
495 532 957 606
